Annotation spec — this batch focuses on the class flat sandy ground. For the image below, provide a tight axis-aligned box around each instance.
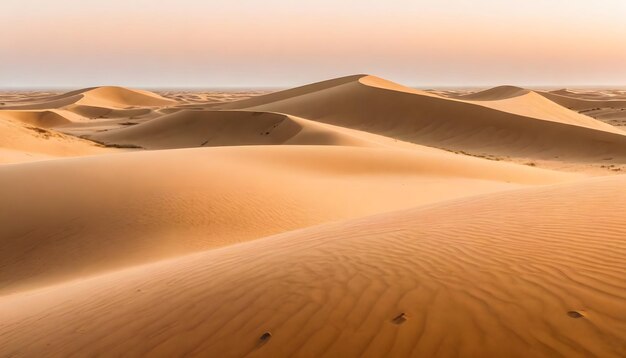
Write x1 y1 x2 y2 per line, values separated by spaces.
0 76 625 357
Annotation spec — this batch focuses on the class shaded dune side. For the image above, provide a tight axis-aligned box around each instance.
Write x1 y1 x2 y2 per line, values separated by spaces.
88 110 377 149
0 146 575 293
68 105 153 119
0 94 84 111
1 175 624 357
217 76 626 162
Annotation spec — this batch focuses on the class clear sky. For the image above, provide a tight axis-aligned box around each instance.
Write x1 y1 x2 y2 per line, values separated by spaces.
1 0 625 88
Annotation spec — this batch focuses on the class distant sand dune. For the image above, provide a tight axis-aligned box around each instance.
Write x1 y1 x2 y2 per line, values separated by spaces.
458 90 620 133
452 85 530 101
217 75 626 162
540 91 626 111
1 86 175 111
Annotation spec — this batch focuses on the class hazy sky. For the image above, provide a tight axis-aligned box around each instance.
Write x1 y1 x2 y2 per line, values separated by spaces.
1 0 625 88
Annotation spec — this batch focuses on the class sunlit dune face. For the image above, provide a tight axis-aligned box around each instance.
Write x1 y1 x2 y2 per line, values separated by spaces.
1 0 625 87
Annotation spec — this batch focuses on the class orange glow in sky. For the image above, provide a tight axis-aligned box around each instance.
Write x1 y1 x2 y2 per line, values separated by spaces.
1 0 625 87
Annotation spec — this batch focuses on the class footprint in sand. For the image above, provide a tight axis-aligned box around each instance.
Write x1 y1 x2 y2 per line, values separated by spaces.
567 311 584 318
392 313 408 325
258 331 272 345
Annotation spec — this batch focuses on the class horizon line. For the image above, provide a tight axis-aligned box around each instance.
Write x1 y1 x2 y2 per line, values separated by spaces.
2 83 626 91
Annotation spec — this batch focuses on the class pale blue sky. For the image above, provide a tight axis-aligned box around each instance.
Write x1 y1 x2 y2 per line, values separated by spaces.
1 0 625 88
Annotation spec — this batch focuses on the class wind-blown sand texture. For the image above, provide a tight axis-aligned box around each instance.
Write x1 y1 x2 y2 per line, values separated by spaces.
0 75 625 357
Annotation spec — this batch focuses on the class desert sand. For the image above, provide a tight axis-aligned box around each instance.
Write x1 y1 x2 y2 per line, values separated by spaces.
0 75 625 357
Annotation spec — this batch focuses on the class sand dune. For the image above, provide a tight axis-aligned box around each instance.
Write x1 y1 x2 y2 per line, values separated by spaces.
0 145 576 294
71 86 176 108
1 86 175 111
540 91 626 111
452 85 531 100
216 75 626 164
88 109 428 149
1 174 624 357
458 90 621 133
89 110 359 148
550 88 581 97
547 88 626 100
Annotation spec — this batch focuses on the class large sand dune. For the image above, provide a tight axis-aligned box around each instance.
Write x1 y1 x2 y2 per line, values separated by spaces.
1 175 624 357
217 75 626 163
0 145 575 294
0 76 625 357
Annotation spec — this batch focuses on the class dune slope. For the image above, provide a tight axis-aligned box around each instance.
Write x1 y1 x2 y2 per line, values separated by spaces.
1 175 624 357
0 116 113 164
0 146 575 293
88 110 380 149
0 110 72 128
